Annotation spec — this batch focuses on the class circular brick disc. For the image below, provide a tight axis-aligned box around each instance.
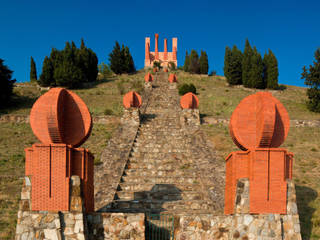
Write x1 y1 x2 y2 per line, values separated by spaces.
123 91 142 108
180 92 199 109
30 88 92 147
229 92 290 150
168 74 177 83
144 73 153 82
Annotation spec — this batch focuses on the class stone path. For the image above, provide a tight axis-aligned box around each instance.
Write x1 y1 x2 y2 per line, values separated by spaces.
96 72 224 215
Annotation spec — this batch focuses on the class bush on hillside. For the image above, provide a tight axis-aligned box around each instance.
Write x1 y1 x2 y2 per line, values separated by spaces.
178 83 197 95
301 48 320 112
0 58 16 108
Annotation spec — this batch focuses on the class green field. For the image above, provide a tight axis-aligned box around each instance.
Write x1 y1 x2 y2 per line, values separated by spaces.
0 70 319 239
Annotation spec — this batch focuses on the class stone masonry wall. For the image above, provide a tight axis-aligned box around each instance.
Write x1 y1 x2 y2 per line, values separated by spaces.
87 213 145 240
173 179 301 240
94 79 153 212
16 176 87 240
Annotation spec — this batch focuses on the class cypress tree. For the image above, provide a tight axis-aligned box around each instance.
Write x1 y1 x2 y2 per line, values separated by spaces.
189 49 200 74
183 51 190 72
39 56 54 87
301 48 320 112
248 47 264 89
0 58 16 108
242 39 253 87
265 50 279 89
228 46 243 85
199 50 209 75
224 46 232 81
109 42 124 74
30 57 37 82
123 46 135 73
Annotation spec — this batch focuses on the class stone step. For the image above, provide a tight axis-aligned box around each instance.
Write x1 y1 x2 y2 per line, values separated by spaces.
104 208 214 215
121 175 200 184
126 162 196 171
123 168 198 177
108 200 213 211
118 182 201 192
114 190 203 201
129 152 190 159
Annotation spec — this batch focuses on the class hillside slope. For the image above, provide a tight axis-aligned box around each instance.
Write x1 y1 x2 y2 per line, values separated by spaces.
0 70 319 239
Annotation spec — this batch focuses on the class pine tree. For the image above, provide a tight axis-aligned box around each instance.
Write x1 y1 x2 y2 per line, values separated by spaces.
301 48 320 112
199 50 209 75
228 46 243 85
183 51 190 72
224 46 232 81
0 58 16 108
264 50 279 89
248 47 264 89
123 46 135 73
242 39 253 87
30 56 37 82
189 49 200 74
39 56 54 87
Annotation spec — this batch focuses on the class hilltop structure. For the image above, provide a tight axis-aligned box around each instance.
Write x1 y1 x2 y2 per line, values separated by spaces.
144 33 177 68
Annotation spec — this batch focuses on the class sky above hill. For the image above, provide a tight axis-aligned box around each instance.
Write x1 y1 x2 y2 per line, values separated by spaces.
0 0 319 86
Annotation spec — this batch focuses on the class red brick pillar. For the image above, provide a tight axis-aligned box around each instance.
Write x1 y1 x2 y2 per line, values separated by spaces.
164 38 168 61
155 33 159 60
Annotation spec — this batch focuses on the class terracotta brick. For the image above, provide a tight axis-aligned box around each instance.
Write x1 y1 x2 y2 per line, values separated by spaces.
123 91 142 109
144 73 153 82
180 93 199 109
29 88 92 148
168 73 177 83
225 92 293 215
25 88 94 212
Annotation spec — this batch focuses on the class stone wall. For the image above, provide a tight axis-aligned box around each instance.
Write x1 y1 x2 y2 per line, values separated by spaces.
16 176 87 240
174 179 301 240
87 213 145 240
94 81 153 212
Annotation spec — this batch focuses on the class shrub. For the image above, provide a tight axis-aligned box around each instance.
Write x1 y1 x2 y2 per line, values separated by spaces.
0 58 16 108
168 61 176 70
116 81 126 95
104 108 113 115
178 83 197 95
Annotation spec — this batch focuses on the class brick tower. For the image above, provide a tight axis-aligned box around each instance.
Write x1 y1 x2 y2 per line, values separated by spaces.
25 88 94 212
225 92 293 214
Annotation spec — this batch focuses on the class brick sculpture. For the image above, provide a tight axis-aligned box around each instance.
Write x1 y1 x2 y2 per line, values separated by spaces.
123 91 142 108
168 73 178 83
225 92 292 214
180 92 199 109
145 33 178 68
144 73 154 82
25 88 94 212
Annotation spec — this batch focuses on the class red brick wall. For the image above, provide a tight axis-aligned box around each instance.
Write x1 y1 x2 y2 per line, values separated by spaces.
225 148 292 214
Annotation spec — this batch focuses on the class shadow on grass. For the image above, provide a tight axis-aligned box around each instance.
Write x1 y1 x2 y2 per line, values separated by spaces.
296 185 318 240
0 94 38 116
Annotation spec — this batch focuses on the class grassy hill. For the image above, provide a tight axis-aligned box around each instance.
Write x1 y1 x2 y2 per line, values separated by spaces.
0 70 319 239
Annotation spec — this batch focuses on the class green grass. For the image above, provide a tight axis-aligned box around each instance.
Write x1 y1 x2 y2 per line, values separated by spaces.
0 70 320 239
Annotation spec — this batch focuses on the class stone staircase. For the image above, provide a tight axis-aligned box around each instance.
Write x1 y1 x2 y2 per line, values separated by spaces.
105 72 218 215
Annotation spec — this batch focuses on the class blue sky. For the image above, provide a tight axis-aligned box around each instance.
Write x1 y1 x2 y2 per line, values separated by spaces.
0 0 319 86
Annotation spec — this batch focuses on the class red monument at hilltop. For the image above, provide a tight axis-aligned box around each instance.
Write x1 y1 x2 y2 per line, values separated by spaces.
225 92 293 214
145 33 177 68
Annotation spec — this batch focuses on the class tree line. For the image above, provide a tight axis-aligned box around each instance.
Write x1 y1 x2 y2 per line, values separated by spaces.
224 39 279 89
183 50 209 75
